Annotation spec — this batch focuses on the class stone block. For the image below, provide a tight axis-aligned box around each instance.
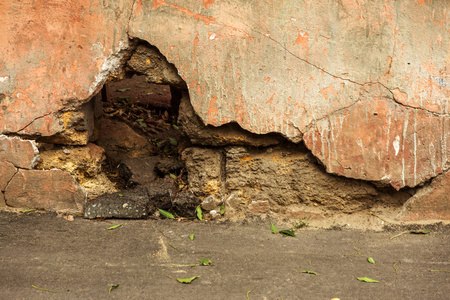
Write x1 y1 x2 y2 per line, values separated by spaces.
36 143 105 177
118 157 159 187
84 187 150 219
398 171 450 221
182 147 224 197
225 146 379 213
201 195 221 211
96 118 153 163
0 161 17 191
4 169 86 213
0 135 40 169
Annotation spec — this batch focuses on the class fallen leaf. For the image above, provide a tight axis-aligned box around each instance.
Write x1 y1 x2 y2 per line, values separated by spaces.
189 233 195 241
368 257 375 264
198 259 212 265
410 230 431 234
196 206 204 221
169 173 177 180
302 270 318 275
107 224 122 230
136 119 147 127
168 137 178 146
172 124 179 130
117 88 130 92
279 230 296 237
220 204 226 215
357 277 379 283
118 193 124 197
176 275 201 283
270 222 278 234
158 209 175 219
20 209 36 213
108 284 119 294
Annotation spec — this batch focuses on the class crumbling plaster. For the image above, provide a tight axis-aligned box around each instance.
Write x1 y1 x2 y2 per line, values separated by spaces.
0 0 448 192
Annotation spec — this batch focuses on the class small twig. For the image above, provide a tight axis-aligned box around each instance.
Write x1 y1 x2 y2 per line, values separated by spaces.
429 270 450 273
389 231 410 240
165 274 176 280
31 285 57 293
171 263 197 267
368 212 393 224
167 241 179 251
393 263 398 274
353 246 366 257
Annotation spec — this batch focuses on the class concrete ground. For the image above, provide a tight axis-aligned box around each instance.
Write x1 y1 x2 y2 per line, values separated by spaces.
0 211 449 300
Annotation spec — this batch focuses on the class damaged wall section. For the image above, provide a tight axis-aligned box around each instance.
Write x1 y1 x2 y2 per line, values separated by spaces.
0 0 448 222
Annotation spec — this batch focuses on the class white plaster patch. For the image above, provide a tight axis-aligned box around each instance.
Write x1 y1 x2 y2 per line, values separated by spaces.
393 136 400 156
0 75 9 82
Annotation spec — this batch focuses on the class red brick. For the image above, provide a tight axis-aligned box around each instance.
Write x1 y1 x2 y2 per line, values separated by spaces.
0 136 40 169
4 169 86 213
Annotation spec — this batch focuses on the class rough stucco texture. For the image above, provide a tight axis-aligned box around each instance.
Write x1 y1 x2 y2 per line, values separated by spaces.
0 0 448 190
129 0 449 189
0 0 132 139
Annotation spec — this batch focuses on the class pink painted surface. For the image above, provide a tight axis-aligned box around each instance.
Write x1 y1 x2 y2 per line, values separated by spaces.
129 0 449 188
0 0 132 137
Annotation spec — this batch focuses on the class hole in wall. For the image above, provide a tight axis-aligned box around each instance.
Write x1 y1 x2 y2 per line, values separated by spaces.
93 73 189 191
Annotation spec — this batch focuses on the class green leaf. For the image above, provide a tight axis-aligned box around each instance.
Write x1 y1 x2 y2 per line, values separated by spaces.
118 193 124 197
168 137 178 146
117 88 130 92
156 141 164 148
136 119 147 127
270 222 278 234
219 204 226 215
107 224 122 230
20 209 36 213
302 270 318 275
176 275 201 283
196 206 204 221
169 173 177 180
189 233 195 241
368 257 375 264
279 230 296 237
410 230 431 234
198 258 212 265
178 184 185 189
172 124 179 130
108 284 119 294
158 209 175 219
357 277 379 283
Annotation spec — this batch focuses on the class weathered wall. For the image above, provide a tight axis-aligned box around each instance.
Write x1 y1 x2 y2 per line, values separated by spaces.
129 0 449 190
0 0 448 219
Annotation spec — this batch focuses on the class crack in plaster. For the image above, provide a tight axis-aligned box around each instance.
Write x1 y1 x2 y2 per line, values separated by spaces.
243 24 449 121
16 111 54 135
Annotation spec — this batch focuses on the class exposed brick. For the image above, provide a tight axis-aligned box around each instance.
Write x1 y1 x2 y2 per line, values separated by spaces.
0 161 17 191
398 171 450 221
4 169 86 213
0 135 40 169
248 200 270 214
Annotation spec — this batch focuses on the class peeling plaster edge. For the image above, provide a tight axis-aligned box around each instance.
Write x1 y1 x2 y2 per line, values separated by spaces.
88 40 130 96
0 135 41 169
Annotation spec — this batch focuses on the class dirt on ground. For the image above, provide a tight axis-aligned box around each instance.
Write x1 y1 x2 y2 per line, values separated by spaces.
0 211 449 300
